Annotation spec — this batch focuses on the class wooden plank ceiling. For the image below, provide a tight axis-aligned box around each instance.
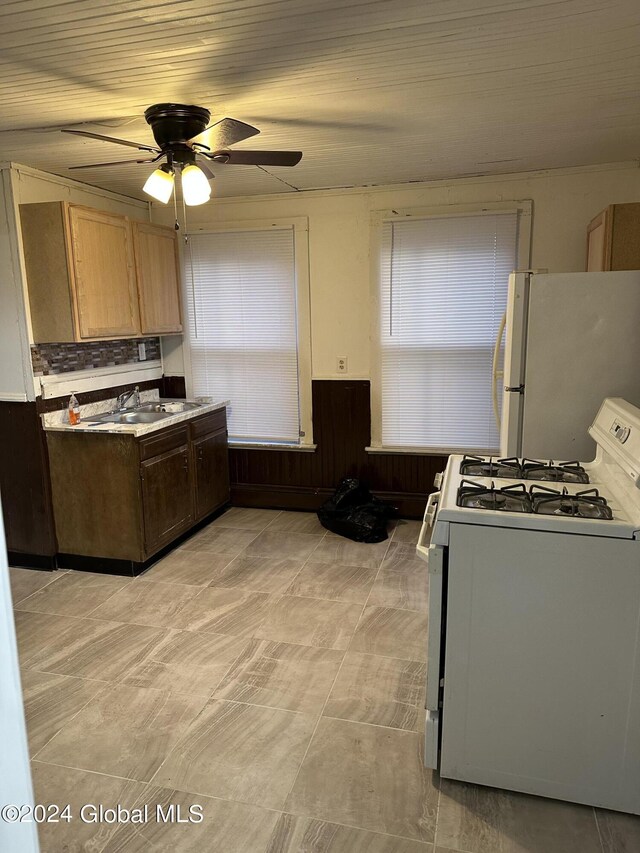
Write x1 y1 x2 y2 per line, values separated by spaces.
0 0 638 200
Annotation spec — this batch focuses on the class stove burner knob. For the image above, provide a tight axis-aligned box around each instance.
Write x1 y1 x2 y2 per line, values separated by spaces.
434 472 444 488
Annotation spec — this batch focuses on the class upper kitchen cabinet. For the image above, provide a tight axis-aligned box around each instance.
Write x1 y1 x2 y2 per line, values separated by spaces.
586 203 640 271
20 202 183 342
132 221 182 334
68 205 141 338
21 202 139 341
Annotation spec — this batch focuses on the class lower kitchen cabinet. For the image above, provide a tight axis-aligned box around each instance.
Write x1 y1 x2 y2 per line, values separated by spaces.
46 407 229 572
193 429 230 521
141 443 193 553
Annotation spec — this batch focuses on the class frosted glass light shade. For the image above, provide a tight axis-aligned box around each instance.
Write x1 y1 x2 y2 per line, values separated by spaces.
142 165 174 203
182 164 212 206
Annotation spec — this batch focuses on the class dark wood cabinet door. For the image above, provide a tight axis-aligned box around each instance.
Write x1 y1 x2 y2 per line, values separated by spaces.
141 443 193 553
193 428 230 521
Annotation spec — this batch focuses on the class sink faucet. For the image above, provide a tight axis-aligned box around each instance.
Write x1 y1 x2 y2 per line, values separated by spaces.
116 385 140 411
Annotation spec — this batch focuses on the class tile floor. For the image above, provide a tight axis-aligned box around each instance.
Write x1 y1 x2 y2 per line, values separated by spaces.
9 509 640 852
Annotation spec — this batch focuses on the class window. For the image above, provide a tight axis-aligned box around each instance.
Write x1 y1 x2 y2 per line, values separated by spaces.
372 205 530 454
184 220 312 447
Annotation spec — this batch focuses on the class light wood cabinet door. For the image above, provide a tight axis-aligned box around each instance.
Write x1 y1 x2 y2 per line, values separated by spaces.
67 205 141 338
586 208 610 272
133 221 183 334
586 203 640 271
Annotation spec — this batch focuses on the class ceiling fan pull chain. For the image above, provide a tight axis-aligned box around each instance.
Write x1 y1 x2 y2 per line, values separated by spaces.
181 187 189 234
173 179 180 231
184 234 199 340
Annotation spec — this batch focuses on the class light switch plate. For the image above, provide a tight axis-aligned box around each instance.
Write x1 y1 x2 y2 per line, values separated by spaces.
138 342 146 361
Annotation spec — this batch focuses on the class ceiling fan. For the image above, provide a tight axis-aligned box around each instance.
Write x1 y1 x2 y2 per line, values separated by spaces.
63 103 303 205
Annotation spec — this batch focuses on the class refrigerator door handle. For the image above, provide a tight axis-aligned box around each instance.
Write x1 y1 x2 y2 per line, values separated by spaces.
500 272 529 457
492 311 507 431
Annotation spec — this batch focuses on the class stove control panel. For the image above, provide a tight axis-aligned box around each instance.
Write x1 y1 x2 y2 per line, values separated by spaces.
590 399 640 488
610 420 631 444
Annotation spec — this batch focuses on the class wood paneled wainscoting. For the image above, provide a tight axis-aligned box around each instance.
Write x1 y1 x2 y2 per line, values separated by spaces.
0 377 444 568
229 380 446 518
0 401 57 568
0 377 180 569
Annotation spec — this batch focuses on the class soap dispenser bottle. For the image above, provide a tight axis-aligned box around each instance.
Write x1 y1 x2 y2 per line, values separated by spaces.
68 393 81 425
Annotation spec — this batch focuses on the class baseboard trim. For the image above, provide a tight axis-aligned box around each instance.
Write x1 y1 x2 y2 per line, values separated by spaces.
55 503 231 577
7 551 57 571
231 484 330 512
230 483 430 519
57 552 144 577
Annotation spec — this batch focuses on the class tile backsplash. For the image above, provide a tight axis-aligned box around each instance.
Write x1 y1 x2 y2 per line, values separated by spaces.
31 337 161 376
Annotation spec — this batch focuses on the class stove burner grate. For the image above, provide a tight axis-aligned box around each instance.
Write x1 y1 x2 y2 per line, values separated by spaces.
457 480 532 513
456 481 613 520
530 486 612 520
459 455 523 479
459 456 590 484
522 459 589 484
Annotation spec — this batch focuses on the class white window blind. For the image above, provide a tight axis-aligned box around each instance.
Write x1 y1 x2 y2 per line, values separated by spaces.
185 227 301 444
380 212 518 452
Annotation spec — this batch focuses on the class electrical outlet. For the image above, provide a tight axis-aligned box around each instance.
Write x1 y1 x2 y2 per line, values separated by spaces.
138 342 146 361
337 356 348 373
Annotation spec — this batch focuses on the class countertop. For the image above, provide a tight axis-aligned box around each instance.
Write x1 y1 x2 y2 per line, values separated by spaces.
41 397 229 438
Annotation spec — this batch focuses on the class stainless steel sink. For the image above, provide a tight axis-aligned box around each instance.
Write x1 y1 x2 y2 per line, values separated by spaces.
86 411 169 424
136 401 201 413
85 399 205 425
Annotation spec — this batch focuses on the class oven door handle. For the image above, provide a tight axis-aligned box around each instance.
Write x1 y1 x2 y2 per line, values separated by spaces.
417 490 441 559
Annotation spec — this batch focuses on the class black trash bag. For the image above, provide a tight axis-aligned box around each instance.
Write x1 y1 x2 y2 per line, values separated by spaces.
332 477 369 509
317 477 396 543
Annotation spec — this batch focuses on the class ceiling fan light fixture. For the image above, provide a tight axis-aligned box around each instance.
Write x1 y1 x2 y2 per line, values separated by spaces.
62 106 301 203
181 164 212 206
142 163 174 203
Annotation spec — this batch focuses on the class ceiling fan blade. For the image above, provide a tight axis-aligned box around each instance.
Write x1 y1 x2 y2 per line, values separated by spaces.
209 150 303 167
68 158 158 169
248 115 389 132
62 129 159 153
196 160 216 180
188 117 259 151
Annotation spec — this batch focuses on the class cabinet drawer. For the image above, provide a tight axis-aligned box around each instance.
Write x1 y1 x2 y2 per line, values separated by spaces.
139 425 189 461
190 409 226 439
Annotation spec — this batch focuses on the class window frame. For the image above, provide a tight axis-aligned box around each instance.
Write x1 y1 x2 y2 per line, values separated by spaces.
181 217 314 450
369 200 533 455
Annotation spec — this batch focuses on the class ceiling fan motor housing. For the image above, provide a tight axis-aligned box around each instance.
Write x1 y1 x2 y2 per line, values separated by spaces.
64 106 300 176
144 103 211 149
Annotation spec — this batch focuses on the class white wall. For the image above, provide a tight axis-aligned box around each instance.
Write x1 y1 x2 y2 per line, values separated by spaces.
13 165 149 218
0 507 39 853
153 161 640 381
0 170 32 400
0 163 150 401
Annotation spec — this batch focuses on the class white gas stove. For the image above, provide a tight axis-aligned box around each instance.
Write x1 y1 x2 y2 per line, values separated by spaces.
423 398 640 545
417 398 640 815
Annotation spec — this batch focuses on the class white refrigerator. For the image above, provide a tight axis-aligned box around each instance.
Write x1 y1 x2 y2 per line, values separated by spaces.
497 271 640 461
